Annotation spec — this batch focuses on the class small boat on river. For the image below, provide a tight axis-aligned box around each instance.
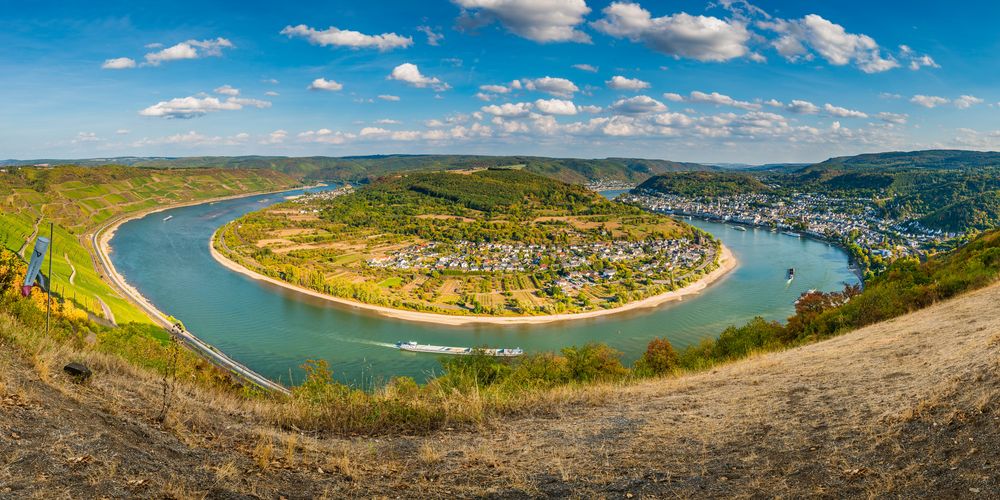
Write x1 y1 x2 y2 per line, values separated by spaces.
782 231 801 238
731 225 747 231
163 215 173 221
395 341 524 357
787 268 795 280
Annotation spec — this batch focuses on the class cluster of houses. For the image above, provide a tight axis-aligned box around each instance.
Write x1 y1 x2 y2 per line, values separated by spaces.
366 238 710 288
623 190 960 260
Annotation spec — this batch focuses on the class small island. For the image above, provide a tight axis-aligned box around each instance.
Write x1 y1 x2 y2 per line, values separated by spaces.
213 169 732 323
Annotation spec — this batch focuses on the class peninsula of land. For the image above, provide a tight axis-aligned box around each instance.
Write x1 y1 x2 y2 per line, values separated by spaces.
212 169 737 324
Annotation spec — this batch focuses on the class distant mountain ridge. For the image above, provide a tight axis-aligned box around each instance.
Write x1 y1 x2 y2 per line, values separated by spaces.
1 155 719 184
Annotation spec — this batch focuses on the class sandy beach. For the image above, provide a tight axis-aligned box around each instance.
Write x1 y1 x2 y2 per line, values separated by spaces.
210 234 738 326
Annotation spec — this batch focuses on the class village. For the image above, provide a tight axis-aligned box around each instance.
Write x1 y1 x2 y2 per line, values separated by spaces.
620 189 961 262
367 238 712 292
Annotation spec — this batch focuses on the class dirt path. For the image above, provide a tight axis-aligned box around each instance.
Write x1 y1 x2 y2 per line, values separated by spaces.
93 295 116 327
64 253 76 286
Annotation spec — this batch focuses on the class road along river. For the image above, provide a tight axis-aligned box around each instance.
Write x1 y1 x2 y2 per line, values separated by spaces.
109 187 860 387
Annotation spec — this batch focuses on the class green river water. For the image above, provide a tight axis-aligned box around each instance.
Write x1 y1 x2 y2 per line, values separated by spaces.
109 187 859 386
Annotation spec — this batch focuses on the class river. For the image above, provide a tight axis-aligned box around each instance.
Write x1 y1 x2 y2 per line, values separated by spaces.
109 187 859 387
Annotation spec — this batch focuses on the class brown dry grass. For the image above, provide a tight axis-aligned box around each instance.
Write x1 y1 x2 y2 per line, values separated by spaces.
2 282 999 497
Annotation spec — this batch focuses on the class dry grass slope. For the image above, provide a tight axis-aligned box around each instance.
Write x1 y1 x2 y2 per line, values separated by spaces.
2 278 999 497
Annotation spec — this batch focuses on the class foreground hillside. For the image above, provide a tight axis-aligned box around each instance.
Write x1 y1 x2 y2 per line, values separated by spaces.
1 276 997 497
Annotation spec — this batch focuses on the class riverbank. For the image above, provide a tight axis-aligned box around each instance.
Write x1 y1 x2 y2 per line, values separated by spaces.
209 233 737 326
90 185 322 394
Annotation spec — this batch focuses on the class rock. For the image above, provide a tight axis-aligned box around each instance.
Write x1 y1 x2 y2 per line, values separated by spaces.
63 362 92 382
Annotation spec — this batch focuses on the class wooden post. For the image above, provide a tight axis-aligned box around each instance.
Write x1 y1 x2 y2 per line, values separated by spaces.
46 222 53 335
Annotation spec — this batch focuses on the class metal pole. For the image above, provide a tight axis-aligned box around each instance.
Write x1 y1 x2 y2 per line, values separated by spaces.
46 222 53 335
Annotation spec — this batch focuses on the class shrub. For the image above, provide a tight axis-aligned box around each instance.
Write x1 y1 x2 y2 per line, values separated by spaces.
561 342 628 382
634 337 679 377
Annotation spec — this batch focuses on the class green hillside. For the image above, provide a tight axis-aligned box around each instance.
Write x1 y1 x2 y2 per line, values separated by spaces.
0 165 299 324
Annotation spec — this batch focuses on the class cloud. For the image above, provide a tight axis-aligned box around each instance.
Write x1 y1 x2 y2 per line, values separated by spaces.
592 2 750 62
308 78 344 91
375 118 401 124
264 91 280 96
101 57 136 69
72 132 100 143
662 92 684 102
954 95 983 109
572 63 598 72
899 45 939 71
280 24 412 51
759 15 898 73
261 129 288 144
378 94 401 101
481 102 533 117
876 112 908 125
417 26 444 46
139 95 270 119
521 76 578 97
214 85 240 96
453 0 591 43
298 129 356 144
144 38 234 66
534 98 578 115
115 129 130 135
688 91 759 110
388 63 449 90
610 95 667 114
910 95 949 108
133 131 251 147
480 84 512 94
607 75 651 91
823 103 868 118
785 99 820 114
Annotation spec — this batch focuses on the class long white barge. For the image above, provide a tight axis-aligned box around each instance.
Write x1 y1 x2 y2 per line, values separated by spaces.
395 341 524 357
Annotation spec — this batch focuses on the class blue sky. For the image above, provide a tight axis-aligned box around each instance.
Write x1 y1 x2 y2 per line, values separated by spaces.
2 0 998 163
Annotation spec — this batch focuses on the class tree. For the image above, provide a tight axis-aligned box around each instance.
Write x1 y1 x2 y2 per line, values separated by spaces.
634 337 679 376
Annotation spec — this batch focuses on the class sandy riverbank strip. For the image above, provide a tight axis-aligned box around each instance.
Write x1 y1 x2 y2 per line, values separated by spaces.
210 234 738 326
90 185 318 394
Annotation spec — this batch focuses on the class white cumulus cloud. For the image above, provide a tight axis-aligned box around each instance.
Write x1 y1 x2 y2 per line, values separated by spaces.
280 24 412 51
388 63 449 91
144 38 234 66
214 85 240 96
607 75 651 91
759 15 898 73
823 103 868 118
910 95 949 108
534 98 578 115
453 0 591 43
481 102 533 117
521 76 578 97
101 57 136 69
610 95 667 114
592 2 750 62
688 91 760 110
308 78 344 91
139 95 270 119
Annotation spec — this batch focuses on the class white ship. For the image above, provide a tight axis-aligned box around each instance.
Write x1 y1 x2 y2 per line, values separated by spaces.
395 341 523 357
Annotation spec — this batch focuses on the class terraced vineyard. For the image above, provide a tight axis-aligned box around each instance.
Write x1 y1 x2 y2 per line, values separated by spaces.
0 165 298 324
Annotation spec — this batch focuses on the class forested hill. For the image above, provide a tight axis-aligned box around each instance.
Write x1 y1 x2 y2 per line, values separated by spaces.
331 168 641 220
1 155 716 184
800 149 1000 173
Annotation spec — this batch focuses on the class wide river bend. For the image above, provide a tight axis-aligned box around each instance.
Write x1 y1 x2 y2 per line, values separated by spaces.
110 187 860 387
